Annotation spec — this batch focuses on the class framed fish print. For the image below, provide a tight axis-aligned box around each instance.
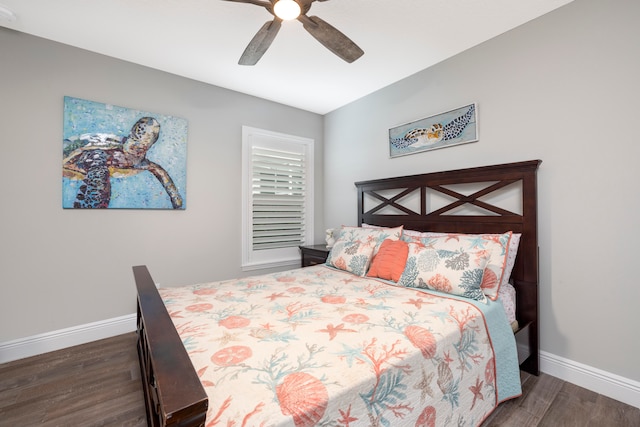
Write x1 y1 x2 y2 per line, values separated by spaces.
62 96 187 209
389 103 478 158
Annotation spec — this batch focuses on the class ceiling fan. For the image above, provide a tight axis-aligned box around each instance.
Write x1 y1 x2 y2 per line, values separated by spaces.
224 0 364 65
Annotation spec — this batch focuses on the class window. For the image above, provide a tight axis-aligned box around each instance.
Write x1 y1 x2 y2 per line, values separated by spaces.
242 126 314 270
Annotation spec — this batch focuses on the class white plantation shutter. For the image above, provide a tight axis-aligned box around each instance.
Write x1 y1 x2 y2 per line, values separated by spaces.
251 147 306 250
242 127 314 269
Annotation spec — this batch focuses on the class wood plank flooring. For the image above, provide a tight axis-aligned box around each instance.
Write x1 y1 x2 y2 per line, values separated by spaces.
1 332 638 426
0 333 146 426
483 370 640 426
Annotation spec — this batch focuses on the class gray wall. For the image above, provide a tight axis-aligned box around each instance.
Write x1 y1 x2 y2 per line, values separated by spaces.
0 28 324 341
324 0 639 382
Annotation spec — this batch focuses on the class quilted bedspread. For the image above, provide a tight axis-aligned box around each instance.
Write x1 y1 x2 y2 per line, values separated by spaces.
159 265 521 427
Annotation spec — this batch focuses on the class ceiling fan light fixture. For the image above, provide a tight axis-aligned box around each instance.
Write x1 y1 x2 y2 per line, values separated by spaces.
273 0 300 21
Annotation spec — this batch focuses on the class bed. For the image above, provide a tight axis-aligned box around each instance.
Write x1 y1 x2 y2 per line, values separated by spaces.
134 159 541 427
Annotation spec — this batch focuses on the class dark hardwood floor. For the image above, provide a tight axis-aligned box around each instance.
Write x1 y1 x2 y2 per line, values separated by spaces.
483 370 639 426
0 333 146 426
1 332 638 426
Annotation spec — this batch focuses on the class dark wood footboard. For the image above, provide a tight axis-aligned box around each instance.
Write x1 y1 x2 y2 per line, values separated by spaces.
134 265 208 427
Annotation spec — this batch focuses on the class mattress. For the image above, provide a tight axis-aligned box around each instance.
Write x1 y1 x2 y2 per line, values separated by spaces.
159 265 521 426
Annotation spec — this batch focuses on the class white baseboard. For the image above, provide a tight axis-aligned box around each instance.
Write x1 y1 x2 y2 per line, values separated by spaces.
2 317 639 411
540 350 640 409
0 313 137 364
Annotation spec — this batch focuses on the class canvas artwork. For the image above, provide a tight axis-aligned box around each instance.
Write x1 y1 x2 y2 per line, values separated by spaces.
62 96 187 209
389 103 478 158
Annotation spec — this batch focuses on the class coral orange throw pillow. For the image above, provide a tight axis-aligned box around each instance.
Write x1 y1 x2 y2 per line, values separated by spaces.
366 239 409 282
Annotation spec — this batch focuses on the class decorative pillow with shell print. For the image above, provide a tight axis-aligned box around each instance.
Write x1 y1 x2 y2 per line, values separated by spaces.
401 230 512 300
326 226 402 276
398 242 491 302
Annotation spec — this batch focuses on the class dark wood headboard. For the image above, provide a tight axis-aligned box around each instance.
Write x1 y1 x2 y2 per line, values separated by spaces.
355 159 541 374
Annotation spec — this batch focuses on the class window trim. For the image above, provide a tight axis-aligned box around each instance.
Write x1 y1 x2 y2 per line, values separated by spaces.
241 126 314 270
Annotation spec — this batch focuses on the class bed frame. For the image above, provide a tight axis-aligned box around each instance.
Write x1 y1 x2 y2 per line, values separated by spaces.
133 159 541 427
134 266 207 426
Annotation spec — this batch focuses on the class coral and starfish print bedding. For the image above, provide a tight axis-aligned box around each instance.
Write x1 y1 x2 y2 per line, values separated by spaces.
159 265 521 427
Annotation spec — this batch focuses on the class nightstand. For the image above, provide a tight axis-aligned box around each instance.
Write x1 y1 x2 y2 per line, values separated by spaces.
299 244 330 268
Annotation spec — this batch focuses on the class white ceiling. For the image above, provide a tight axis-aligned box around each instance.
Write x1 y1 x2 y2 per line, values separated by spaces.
0 0 573 114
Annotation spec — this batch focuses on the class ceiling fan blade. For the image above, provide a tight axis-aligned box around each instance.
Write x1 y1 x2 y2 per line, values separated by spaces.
298 15 363 63
222 0 272 7
239 18 282 65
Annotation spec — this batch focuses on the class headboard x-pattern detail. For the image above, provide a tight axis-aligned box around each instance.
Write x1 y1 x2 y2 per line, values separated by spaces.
355 159 541 375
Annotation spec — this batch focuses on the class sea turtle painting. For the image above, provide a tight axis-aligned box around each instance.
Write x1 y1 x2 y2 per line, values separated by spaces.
389 104 477 157
62 97 187 209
